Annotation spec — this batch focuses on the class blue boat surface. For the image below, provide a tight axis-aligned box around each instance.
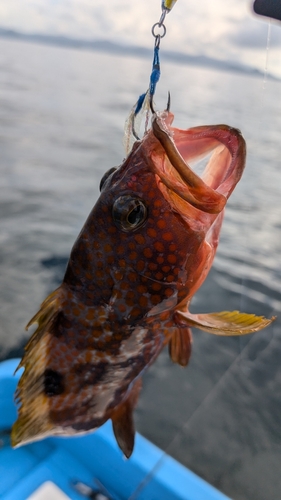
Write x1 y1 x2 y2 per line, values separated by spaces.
0 359 229 500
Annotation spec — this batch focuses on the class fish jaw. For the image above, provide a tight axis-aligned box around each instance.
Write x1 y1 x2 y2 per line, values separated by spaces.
143 111 246 230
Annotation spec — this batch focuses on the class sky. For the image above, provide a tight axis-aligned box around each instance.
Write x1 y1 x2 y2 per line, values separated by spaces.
1 0 281 76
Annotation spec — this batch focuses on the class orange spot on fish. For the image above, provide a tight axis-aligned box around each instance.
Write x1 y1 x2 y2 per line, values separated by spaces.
104 244 113 253
156 256 164 264
118 304 127 313
85 351 92 363
167 254 177 264
114 271 123 281
93 329 102 338
120 282 130 291
153 199 162 207
143 248 153 258
72 308 80 317
128 272 138 282
86 310 95 321
154 241 165 252
162 265 170 273
96 270 104 278
130 307 142 318
139 296 148 308
157 219 166 229
136 260 145 272
147 228 157 238
163 232 173 242
134 234 145 245
107 255 114 265
96 351 105 358
151 283 162 292
155 272 164 280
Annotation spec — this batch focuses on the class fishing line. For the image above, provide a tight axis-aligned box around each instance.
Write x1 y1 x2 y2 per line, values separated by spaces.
253 18 271 139
238 17 272 357
123 1 177 156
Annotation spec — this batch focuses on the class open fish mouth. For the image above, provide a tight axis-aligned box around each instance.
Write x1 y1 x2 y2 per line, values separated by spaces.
148 111 246 219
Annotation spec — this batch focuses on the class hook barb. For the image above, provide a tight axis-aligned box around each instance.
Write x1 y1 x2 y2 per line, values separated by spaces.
166 91 171 112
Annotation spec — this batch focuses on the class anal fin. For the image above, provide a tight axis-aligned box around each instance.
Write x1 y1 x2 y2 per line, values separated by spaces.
111 378 142 458
175 309 275 336
169 327 192 367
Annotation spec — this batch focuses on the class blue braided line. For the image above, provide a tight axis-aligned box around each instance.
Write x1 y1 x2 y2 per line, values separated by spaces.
134 93 147 116
134 45 161 119
149 46 160 96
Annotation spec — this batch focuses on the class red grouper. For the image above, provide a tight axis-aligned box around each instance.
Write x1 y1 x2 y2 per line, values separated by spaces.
12 110 274 457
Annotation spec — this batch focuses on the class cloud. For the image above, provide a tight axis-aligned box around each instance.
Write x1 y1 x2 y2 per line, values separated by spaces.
0 0 280 75
229 17 281 49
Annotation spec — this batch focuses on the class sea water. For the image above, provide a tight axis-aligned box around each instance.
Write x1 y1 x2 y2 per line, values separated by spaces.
0 37 280 500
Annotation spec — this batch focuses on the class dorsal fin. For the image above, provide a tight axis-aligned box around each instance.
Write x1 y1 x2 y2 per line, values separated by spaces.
11 287 64 447
111 378 142 458
169 327 192 367
17 287 63 371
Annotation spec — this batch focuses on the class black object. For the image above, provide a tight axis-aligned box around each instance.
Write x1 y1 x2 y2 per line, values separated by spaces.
71 480 115 500
253 0 281 21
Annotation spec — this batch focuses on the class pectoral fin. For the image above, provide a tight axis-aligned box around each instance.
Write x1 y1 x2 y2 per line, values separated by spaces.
111 378 142 458
169 327 192 367
175 310 275 336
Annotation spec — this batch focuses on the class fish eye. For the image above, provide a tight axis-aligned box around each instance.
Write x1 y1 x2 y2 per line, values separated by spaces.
99 167 117 191
112 196 148 232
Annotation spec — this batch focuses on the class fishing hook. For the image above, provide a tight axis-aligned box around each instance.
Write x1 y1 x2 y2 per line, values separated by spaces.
166 91 171 112
150 91 170 115
132 118 140 140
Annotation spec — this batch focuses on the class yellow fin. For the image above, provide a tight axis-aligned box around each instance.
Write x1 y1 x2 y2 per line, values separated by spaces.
16 287 63 371
176 310 276 336
11 287 64 447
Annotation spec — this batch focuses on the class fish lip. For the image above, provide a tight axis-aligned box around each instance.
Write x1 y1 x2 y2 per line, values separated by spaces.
149 111 246 215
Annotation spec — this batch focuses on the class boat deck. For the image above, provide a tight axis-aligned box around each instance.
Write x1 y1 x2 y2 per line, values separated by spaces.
0 359 230 500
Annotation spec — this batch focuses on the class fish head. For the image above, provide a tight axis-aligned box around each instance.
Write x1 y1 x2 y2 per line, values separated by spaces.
64 111 246 320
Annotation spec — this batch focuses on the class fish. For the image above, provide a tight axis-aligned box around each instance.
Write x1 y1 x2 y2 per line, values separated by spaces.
11 109 274 458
